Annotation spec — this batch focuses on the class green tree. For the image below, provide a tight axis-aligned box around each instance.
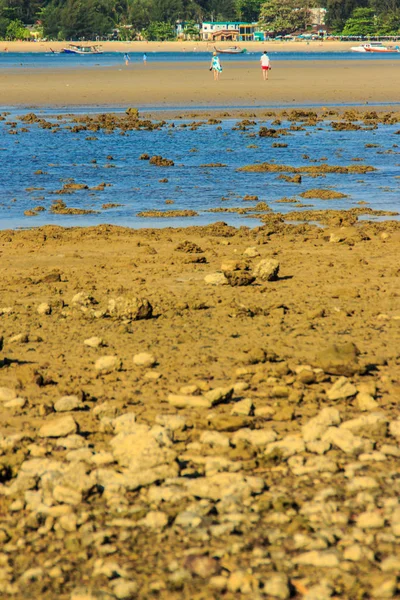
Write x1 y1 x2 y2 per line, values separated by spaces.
324 0 369 32
342 7 376 35
127 0 152 30
236 0 263 22
376 9 400 33
259 0 311 34
6 18 28 39
149 0 183 22
183 19 200 38
143 20 175 39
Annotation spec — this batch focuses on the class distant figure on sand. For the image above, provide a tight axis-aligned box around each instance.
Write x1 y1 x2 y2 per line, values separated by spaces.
143 53 147 65
210 52 222 81
124 53 130 66
260 51 271 80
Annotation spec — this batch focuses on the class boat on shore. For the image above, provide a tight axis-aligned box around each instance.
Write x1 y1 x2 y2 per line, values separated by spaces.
351 42 399 53
214 46 246 55
62 44 103 55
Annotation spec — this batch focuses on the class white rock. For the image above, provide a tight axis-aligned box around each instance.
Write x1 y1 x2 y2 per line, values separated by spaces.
303 583 333 600
322 427 373 455
291 456 338 476
4 397 26 410
357 511 385 529
389 420 400 439
204 386 234 405
59 513 77 532
262 574 290 599
54 396 82 412
265 435 305 457
186 472 264 501
138 511 168 529
133 352 156 367
94 355 121 373
167 394 211 409
243 246 260 258
66 448 94 463
83 336 105 348
110 426 176 472
175 511 202 528
155 414 185 430
306 440 331 455
293 550 339 568
200 431 230 447
343 544 363 562
204 272 228 285
341 413 388 437
111 579 138 600
380 555 400 572
232 428 277 447
347 476 379 492
38 416 77 438
326 376 357 400
90 451 115 466
230 398 253 416
302 408 341 442
37 302 51 315
356 392 379 411
0 387 17 402
253 258 280 281
112 413 137 434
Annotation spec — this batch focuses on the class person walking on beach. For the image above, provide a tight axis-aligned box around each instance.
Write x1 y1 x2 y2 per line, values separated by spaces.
143 53 147 66
260 51 271 81
124 53 130 66
210 51 222 81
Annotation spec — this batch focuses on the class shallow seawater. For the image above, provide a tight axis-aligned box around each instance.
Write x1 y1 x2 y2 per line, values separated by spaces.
1 51 400 70
0 112 399 230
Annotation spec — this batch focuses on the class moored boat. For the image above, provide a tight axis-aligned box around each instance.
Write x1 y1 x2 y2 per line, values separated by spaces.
214 46 247 54
62 44 103 55
351 42 399 53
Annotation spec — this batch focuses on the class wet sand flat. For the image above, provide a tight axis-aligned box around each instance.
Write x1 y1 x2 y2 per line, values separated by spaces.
1 60 399 107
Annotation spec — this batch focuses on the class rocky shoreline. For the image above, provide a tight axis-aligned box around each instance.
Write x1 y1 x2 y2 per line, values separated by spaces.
0 220 399 599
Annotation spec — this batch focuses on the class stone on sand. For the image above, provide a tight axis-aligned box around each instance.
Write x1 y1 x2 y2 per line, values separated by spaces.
252 258 280 281
38 416 77 438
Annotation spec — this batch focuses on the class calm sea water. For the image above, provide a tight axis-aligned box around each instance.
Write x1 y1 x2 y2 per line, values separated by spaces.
1 50 400 69
0 113 399 229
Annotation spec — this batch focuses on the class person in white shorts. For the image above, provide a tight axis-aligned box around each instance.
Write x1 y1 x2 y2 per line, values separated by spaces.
260 51 271 81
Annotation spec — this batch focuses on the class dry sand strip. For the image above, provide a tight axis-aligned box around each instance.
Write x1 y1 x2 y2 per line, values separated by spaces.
3 40 366 54
1 60 399 107
0 220 400 599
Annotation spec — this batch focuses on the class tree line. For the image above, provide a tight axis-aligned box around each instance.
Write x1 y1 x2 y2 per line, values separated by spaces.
1 0 400 40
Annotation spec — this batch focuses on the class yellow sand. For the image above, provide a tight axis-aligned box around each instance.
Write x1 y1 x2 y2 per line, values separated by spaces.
0 60 398 107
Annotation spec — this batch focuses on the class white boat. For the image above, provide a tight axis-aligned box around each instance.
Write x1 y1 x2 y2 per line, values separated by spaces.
214 46 247 54
62 44 103 55
351 42 399 53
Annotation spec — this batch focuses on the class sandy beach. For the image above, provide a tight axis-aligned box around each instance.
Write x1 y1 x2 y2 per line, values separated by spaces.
1 60 400 107
3 40 363 54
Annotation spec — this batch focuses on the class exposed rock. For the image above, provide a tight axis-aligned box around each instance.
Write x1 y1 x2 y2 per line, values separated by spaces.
204 272 229 285
107 296 153 320
253 258 280 281
316 342 363 376
133 352 156 367
54 396 83 412
326 376 358 400
94 355 122 373
38 416 77 438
